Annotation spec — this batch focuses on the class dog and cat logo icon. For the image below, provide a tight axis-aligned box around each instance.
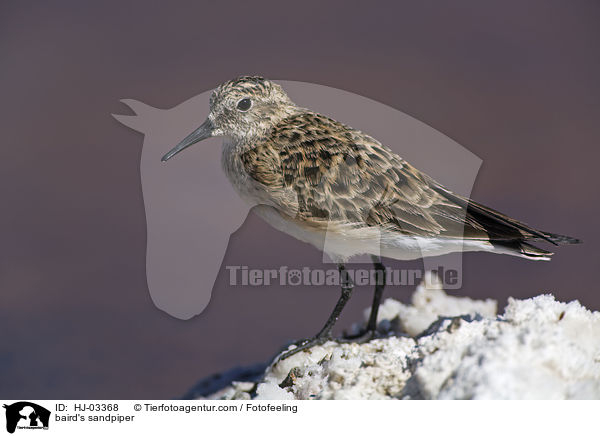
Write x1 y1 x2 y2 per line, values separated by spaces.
3 402 50 433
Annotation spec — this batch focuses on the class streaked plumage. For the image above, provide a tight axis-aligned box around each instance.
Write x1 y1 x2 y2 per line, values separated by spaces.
161 76 580 357
184 76 578 263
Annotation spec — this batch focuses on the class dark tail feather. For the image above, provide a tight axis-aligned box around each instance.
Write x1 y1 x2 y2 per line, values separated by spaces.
538 231 582 245
430 183 560 245
430 181 582 247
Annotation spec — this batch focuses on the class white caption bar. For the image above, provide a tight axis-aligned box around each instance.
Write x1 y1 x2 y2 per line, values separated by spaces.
0 400 596 435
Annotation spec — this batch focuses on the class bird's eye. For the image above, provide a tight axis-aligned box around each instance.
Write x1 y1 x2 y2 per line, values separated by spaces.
236 98 252 111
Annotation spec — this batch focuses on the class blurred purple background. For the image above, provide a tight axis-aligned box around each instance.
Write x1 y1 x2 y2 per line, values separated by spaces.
1 1 598 399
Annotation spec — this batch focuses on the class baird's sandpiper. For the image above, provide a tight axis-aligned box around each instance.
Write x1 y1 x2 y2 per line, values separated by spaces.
162 76 580 360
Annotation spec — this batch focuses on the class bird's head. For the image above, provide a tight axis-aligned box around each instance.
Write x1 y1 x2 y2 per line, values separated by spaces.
162 76 295 162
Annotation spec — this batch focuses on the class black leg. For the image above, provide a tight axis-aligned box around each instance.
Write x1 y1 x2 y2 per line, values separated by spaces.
314 264 354 338
341 256 386 342
366 257 386 331
276 264 354 361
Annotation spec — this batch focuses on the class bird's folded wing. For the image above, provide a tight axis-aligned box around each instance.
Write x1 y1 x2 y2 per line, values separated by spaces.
239 112 561 243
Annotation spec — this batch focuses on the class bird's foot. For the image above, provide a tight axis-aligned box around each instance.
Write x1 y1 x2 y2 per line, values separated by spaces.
275 335 331 363
274 329 385 365
340 327 382 344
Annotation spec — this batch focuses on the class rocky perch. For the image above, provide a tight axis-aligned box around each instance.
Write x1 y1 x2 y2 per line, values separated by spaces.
186 274 600 400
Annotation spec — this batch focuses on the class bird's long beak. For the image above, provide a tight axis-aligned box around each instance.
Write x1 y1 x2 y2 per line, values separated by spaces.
161 118 214 162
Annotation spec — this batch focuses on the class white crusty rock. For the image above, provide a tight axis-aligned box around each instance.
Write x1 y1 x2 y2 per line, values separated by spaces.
356 272 497 337
198 276 600 400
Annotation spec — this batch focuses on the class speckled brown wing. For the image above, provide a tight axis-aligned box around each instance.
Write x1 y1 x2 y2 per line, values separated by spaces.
239 112 568 243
